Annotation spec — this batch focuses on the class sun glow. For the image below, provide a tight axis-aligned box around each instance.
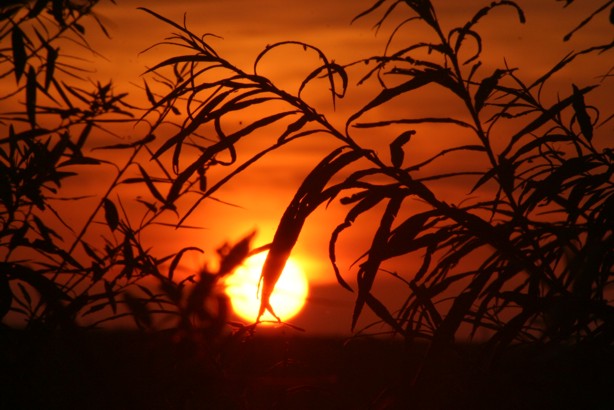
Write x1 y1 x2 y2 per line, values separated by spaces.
224 253 309 322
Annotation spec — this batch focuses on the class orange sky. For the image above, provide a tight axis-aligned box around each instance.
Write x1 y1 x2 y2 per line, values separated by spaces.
3 0 611 335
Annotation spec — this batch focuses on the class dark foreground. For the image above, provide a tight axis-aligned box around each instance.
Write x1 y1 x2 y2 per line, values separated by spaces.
1 327 612 409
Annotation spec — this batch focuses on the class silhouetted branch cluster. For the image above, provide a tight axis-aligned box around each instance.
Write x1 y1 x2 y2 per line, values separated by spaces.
1 1 255 342
138 0 613 357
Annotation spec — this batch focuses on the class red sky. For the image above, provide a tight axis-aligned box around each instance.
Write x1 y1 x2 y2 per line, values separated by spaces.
3 0 611 335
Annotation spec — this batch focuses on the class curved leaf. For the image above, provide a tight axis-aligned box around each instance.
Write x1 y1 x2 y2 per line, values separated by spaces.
258 147 363 320
11 26 27 82
102 198 119 232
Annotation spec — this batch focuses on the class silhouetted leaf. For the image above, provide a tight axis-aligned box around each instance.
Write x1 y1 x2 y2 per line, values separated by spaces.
103 198 119 231
28 0 49 18
571 84 593 141
26 66 37 127
365 292 404 333
137 164 166 204
278 115 310 143
52 0 65 26
502 85 597 157
474 69 504 112
508 133 570 162
352 194 404 330
165 111 296 207
386 211 433 256
17 283 32 306
136 198 157 212
390 130 414 168
143 79 157 106
259 147 363 319
348 69 450 125
44 46 58 90
523 157 600 212
497 155 515 193
11 26 27 82
330 189 388 292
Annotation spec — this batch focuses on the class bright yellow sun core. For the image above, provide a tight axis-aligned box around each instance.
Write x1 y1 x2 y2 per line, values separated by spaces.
224 252 309 322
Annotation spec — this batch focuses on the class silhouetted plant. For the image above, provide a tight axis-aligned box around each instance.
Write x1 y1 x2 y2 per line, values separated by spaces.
139 0 613 360
0 0 250 340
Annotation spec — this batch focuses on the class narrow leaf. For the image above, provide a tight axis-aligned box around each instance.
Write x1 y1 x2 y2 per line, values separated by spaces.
474 69 504 112
390 130 415 168
137 165 166 204
571 84 593 141
258 148 363 319
12 26 27 82
45 46 58 90
102 198 119 231
26 66 37 128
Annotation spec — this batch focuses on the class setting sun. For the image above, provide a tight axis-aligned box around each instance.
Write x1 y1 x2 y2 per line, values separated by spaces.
224 253 309 322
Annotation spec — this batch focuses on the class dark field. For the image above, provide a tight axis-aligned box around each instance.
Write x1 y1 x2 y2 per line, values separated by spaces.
1 328 612 409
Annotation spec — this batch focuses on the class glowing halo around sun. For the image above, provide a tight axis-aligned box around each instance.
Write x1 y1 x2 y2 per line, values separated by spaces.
224 252 309 322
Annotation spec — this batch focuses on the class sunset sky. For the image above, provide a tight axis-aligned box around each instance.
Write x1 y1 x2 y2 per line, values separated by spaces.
4 0 611 335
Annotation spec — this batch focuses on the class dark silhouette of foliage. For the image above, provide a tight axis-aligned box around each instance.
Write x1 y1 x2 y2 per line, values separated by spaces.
138 0 613 360
0 0 254 343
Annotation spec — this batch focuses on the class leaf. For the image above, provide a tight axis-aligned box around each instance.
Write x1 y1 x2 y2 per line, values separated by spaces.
103 198 119 231
502 85 597 157
365 293 404 333
571 84 593 141
26 66 37 128
390 130 414 168
278 115 309 143
352 194 404 330
81 240 102 263
52 0 65 26
28 0 49 18
143 79 157 106
522 157 600 212
330 189 388 292
258 147 363 320
386 211 433 256
348 69 449 125
474 69 504 112
17 283 32 306
12 26 27 82
137 164 166 204
45 46 59 90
